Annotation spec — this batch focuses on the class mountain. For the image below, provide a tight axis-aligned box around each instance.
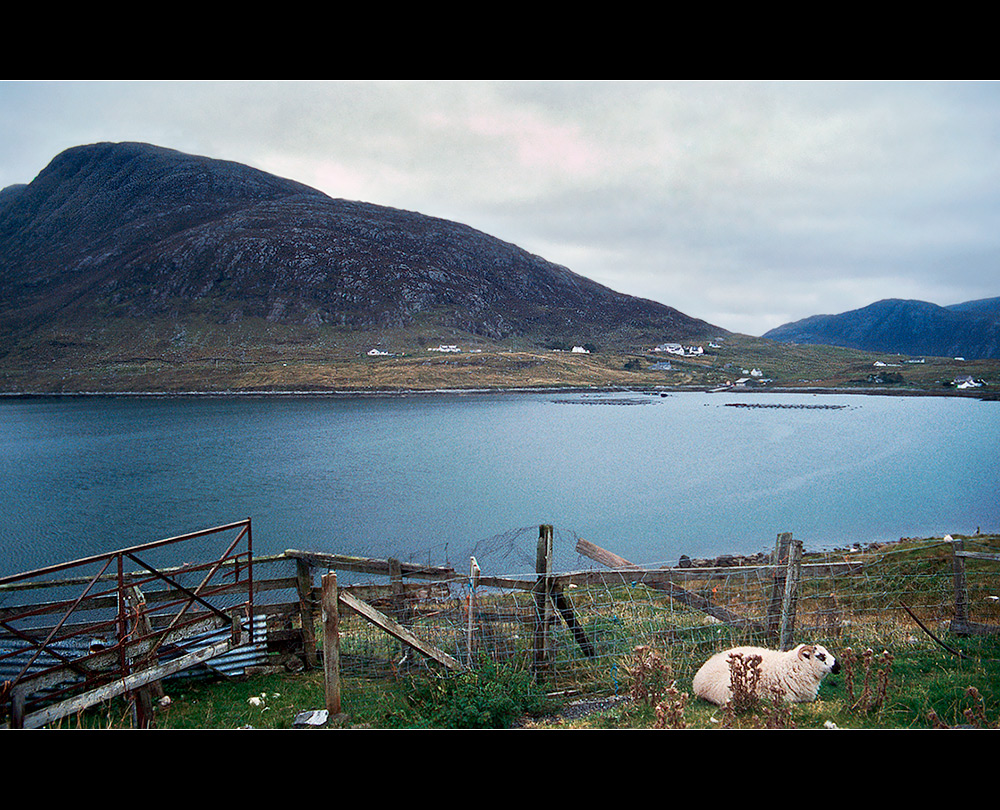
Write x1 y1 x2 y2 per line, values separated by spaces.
946 296 1000 321
763 298 1000 360
0 142 719 379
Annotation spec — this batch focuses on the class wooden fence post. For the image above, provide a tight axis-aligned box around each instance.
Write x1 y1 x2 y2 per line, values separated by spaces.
321 572 341 716
951 538 970 634
779 539 803 651
124 585 163 729
767 532 793 644
296 559 318 669
532 524 554 681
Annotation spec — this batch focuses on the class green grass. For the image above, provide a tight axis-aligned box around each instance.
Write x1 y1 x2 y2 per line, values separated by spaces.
61 631 997 730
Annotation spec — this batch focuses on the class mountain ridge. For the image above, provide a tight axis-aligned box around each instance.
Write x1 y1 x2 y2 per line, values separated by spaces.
763 297 1000 359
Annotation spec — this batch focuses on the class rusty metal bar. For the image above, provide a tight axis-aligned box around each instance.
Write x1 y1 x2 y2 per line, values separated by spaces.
0 519 253 588
246 520 254 644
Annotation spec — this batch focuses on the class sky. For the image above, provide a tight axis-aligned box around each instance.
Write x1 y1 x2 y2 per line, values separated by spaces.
2 79 998 336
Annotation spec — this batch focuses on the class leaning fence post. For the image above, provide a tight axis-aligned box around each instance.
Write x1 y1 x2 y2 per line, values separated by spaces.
779 538 803 651
532 524 554 681
321 572 341 716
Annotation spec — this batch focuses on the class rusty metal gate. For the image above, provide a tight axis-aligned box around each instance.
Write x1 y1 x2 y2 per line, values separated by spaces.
0 519 256 729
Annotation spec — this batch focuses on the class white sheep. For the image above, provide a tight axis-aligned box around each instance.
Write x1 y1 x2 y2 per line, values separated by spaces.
692 643 840 706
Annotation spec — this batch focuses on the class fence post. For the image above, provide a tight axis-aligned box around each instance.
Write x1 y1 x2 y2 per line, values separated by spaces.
779 539 803 651
124 585 163 728
767 532 793 644
321 572 341 716
296 559 318 669
951 538 970 633
532 524 554 681
388 557 412 625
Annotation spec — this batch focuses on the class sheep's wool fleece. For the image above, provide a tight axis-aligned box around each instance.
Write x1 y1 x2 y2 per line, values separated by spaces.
692 644 837 706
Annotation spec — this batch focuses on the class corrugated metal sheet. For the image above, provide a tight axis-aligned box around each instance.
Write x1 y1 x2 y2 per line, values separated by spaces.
164 614 270 681
0 614 270 692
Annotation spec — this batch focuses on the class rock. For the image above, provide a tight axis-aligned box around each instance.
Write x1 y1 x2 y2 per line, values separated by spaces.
293 709 329 728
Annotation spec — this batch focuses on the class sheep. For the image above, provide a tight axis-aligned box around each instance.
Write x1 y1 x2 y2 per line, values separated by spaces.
692 643 840 706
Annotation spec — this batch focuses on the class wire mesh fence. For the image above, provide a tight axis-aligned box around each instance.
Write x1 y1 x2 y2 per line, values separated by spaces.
3 523 997 727
319 528 1000 698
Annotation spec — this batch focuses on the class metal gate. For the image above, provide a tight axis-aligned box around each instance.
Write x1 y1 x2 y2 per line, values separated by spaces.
0 519 256 729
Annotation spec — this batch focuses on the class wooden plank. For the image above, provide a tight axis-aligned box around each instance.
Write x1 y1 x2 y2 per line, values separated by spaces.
337 590 461 671
285 549 455 581
575 537 765 633
124 586 163 728
471 561 861 594
551 586 595 658
767 533 793 641
955 551 1000 562
12 637 236 729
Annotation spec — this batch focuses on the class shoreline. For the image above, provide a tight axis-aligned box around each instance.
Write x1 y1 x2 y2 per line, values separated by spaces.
1 383 996 401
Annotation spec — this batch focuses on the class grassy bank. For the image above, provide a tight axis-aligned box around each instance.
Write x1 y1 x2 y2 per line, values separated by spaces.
65 633 999 730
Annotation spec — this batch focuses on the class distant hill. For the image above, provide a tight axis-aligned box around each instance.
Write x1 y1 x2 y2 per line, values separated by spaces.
0 141 719 379
763 298 1000 359
946 296 1000 321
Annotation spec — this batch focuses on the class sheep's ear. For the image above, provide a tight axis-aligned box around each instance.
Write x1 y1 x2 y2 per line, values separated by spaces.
798 645 815 659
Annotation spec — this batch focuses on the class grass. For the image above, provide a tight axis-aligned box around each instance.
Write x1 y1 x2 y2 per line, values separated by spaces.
4 316 999 394
85 630 995 730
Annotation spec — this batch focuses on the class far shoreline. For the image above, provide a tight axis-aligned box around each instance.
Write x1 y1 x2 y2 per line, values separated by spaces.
1 383 996 401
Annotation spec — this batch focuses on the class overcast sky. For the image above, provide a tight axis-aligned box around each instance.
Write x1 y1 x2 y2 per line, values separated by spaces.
2 79 998 336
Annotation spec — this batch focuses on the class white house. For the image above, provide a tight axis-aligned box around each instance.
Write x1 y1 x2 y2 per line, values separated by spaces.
654 343 703 357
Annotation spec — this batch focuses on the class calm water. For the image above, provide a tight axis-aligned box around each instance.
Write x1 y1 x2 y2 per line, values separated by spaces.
1 390 998 578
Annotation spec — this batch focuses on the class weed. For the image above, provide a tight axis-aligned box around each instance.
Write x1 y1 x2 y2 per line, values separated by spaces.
623 645 691 729
962 686 998 728
653 683 690 729
627 645 674 706
401 656 553 729
726 652 763 715
708 652 797 729
928 686 999 729
842 647 893 714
